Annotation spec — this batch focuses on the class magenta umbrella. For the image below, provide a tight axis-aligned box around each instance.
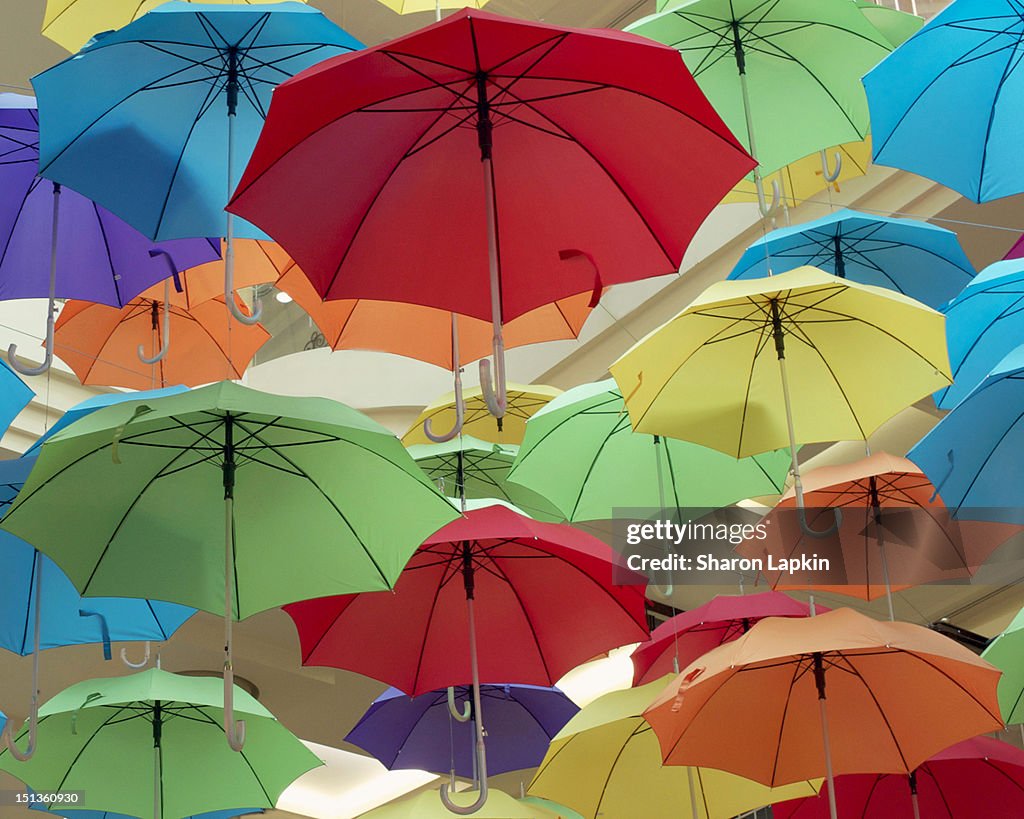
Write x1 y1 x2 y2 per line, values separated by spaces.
773 736 1024 819
631 591 821 686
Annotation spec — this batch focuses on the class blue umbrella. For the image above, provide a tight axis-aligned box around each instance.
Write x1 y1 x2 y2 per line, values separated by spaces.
32 2 361 324
345 684 579 778
864 0 1024 202
30 802 262 819
909 344 1024 525
727 208 975 309
0 357 33 436
935 258 1024 409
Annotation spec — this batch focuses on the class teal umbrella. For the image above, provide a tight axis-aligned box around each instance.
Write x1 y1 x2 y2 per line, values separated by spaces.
0 382 458 754
507 380 792 522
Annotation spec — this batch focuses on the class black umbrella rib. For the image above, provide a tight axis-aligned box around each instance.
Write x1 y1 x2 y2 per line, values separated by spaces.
90 201 122 306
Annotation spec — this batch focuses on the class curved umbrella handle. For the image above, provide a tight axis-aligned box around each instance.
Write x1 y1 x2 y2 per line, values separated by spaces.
425 314 466 442
447 687 472 722
798 505 843 539
121 641 152 669
479 339 506 420
138 282 171 365
439 741 488 814
224 231 262 326
224 661 247 752
1 708 37 761
9 297 55 376
820 149 843 184
755 174 782 219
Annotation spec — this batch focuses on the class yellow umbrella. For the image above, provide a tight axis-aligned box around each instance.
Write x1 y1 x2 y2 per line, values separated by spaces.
529 679 819 819
610 267 950 524
402 384 562 446
360 788 551 818
376 0 491 13
42 0 305 53
722 140 872 209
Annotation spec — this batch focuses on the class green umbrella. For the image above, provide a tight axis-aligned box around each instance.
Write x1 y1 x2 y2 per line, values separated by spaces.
0 381 459 753
853 0 924 48
628 0 890 214
981 605 1024 725
506 380 792 523
407 436 564 522
0 668 320 819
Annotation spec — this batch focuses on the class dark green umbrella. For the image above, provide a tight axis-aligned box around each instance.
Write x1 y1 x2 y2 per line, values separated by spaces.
0 382 459 753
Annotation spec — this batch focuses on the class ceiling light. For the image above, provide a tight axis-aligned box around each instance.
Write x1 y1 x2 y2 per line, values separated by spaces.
276 291 293 304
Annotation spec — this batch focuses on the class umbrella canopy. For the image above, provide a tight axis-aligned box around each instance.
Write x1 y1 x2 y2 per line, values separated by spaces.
32 2 361 241
407 436 563 522
722 140 871 209
359 789 551 819
935 258 1024 409
228 8 754 322
402 386 562 446
529 679 818 819
864 0 1024 202
981 603 1024 724
645 608 1003 791
31 802 262 819
727 209 975 309
738 453 1020 611
375 1 490 13
42 0 308 52
283 500 649 694
345 683 578 777
627 0 890 177
773 737 1024 819
0 668 320 819
0 93 219 304
507 380 793 523
631 592 816 686
610 267 952 458
909 344 1024 524
0 380 459 617
277 261 595 370
50 294 270 389
0 359 33 437
854 0 924 48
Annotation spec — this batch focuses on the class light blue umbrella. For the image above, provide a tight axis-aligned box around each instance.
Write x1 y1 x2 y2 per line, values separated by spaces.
864 0 1024 202
935 259 1024 409
32 2 360 323
30 802 261 819
0 357 32 438
728 209 975 309
909 344 1024 524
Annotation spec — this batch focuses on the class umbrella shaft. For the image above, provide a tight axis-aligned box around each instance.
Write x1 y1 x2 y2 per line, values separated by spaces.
686 766 700 819
465 596 488 786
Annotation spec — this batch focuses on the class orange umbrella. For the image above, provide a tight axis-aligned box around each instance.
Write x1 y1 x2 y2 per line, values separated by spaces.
51 294 269 389
737 453 1020 617
175 238 288 306
645 608 1003 819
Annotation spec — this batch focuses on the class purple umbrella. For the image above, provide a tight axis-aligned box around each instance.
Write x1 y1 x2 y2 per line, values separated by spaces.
0 93 219 375
345 684 579 779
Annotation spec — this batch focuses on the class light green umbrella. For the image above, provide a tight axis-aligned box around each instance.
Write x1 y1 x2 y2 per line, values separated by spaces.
0 381 459 754
981 605 1024 725
506 380 792 523
853 0 924 48
407 436 564 522
0 668 320 819
629 0 890 214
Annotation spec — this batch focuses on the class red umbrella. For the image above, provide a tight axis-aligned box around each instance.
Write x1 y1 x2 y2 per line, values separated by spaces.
284 500 649 812
773 736 1024 819
229 9 753 437
631 591 821 686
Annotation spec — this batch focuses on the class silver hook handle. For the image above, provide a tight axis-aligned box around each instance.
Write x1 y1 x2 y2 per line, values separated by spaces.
447 687 472 722
9 304 54 376
820 149 843 184
425 314 466 442
755 174 782 219
121 641 152 669
138 281 171 365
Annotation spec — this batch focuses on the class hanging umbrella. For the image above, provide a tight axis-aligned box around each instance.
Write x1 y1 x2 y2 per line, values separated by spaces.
982 603 1024 724
934 258 1024 409
0 93 220 374
345 684 578 778
507 379 793 524
865 0 1024 203
773 737 1024 819
727 209 975 310
0 382 459 754
228 8 754 436
1004 234 1024 261
909 344 1024 525
375 1 490 14
50 294 270 389
402 385 562 447
31 807 261 819
31 3 361 329
853 0 924 48
0 668 320 819
738 452 1020 619
359 789 553 819
627 0 890 217
610 267 951 533
41 0 308 53
631 592 817 686
0 358 34 436
407 436 563 522
645 608 1003 819
529 679 818 819
722 140 872 210
284 500 649 813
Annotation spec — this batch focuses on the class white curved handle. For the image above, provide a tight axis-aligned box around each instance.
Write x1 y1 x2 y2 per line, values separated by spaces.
439 739 488 814
121 641 152 668
138 282 171 365
479 346 506 420
447 687 472 722
820 149 843 184
1 710 37 761
425 372 465 442
755 175 782 219
224 223 261 326
223 662 246 752
10 293 56 376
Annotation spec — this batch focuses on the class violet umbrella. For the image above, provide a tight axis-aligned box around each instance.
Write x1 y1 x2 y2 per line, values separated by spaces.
0 93 220 375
